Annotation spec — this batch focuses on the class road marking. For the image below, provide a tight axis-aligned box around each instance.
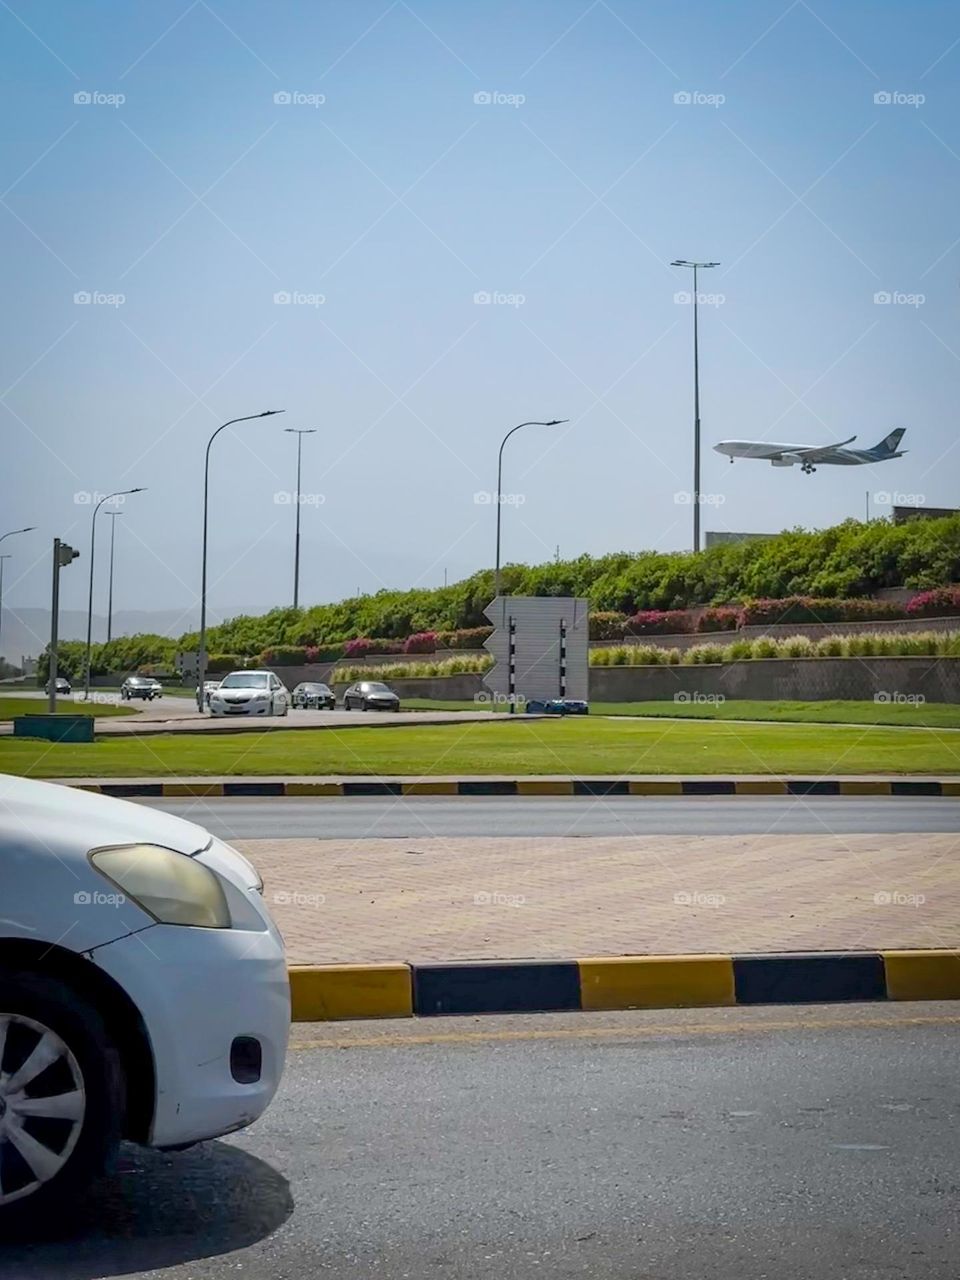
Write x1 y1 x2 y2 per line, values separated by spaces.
289 1011 960 1052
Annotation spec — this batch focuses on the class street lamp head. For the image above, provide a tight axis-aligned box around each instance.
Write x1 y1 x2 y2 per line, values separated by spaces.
671 259 720 269
260 409 285 417
545 419 569 426
284 427 317 434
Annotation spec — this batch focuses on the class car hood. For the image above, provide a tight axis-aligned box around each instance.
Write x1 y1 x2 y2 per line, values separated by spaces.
0 772 209 859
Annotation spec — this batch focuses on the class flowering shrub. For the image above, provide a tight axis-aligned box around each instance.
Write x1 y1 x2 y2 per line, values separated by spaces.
589 611 628 640
437 627 494 650
905 587 960 618
623 609 694 636
696 607 741 633
259 646 307 666
343 637 404 659
403 631 438 654
740 596 905 626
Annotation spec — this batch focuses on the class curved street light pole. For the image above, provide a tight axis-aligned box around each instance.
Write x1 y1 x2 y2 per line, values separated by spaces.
494 420 568 604
85 490 145 699
671 259 720 553
197 411 284 710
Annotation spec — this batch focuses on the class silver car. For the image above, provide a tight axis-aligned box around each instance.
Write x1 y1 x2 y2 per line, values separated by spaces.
342 680 400 712
121 675 163 701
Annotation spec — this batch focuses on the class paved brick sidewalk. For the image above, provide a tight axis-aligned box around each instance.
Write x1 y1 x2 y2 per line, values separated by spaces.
235 834 960 964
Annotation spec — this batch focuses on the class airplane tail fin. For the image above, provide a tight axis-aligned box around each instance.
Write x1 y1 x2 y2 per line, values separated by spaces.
872 427 906 456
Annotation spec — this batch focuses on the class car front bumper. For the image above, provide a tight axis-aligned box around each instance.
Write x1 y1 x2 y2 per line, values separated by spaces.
91 892 290 1148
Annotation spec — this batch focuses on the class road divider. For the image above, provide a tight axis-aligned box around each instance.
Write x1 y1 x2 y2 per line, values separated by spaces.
289 950 960 1021
63 776 960 797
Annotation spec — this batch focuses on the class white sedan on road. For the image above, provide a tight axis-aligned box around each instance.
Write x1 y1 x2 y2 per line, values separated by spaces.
207 670 290 717
0 774 290 1223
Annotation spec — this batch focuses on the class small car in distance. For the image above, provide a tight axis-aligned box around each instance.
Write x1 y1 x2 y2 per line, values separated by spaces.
292 681 336 710
120 676 163 701
342 680 400 712
0 772 290 1222
203 679 221 706
44 676 72 696
207 670 290 717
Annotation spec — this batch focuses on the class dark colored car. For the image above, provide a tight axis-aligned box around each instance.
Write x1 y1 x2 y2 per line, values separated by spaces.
44 676 72 695
342 680 400 712
121 676 163 701
292 681 336 710
526 698 590 715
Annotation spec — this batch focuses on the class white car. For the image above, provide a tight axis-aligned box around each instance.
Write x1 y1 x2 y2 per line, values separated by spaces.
207 670 290 717
0 774 290 1222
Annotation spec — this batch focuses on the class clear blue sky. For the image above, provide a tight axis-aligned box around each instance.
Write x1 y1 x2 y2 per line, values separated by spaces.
2 0 959 634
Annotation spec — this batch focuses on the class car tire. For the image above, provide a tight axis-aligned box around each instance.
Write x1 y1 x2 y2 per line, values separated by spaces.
0 972 124 1227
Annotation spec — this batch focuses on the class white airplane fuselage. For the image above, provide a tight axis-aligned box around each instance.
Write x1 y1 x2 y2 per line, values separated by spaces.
714 429 907 473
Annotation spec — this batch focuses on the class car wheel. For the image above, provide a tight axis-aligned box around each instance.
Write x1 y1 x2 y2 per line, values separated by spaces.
0 972 124 1226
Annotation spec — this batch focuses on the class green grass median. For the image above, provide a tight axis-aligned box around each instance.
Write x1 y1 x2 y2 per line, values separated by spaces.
0 697 137 721
402 698 960 728
1 716 958 778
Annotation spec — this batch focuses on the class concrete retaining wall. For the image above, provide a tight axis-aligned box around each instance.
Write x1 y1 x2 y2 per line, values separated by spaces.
588 657 960 703
591 614 960 652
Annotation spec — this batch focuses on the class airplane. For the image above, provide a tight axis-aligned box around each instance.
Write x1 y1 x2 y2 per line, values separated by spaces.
714 428 907 474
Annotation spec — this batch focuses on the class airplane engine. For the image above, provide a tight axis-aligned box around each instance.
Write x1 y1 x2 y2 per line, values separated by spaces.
771 456 797 467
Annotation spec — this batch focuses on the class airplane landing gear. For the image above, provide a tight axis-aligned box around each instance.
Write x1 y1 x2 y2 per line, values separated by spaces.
801 462 817 474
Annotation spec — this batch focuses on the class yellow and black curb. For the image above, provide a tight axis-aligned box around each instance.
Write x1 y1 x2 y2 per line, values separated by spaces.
288 950 960 1021
71 777 960 798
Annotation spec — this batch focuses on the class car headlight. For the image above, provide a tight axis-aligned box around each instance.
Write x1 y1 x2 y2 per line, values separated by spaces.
90 844 231 928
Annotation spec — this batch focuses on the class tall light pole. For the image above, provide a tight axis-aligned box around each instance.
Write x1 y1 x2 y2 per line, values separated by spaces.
284 427 316 609
672 259 719 553
494 420 567 604
0 555 11 663
197 410 284 710
104 511 123 642
85 490 145 698
0 527 35 662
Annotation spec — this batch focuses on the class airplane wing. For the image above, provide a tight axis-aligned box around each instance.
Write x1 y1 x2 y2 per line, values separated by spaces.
788 435 857 461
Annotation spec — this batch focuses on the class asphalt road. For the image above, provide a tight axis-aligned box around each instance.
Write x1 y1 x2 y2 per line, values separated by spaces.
3 1003 958 1279
140 794 960 837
